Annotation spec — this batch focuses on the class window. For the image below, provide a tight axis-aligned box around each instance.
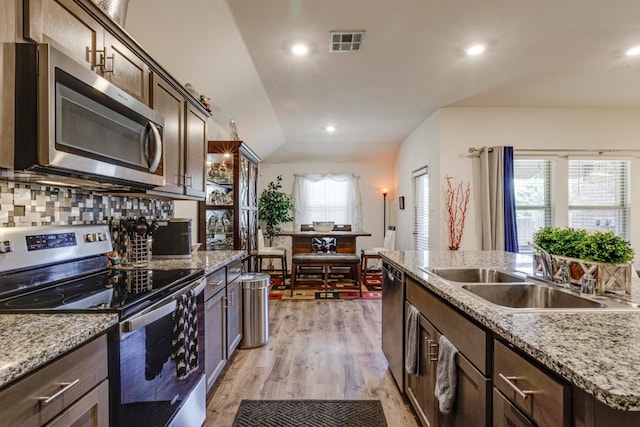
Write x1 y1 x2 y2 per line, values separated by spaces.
292 173 362 229
413 166 429 250
513 159 553 252
568 159 630 238
514 157 631 252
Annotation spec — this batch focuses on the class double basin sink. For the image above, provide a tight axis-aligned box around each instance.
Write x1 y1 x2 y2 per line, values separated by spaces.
421 267 639 312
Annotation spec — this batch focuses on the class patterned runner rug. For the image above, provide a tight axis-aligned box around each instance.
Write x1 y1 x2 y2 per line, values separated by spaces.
268 272 382 300
232 399 388 427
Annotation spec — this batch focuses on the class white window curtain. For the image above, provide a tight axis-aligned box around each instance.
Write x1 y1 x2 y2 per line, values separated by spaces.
476 146 518 252
292 173 363 231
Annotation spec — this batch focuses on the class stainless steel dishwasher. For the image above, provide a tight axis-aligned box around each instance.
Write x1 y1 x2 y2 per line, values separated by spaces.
382 261 405 391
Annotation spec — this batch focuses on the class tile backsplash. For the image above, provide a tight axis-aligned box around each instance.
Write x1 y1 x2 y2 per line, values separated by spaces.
0 181 173 227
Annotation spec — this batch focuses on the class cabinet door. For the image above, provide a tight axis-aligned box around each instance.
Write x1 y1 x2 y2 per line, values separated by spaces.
406 312 440 427
226 278 242 355
25 0 104 69
205 290 227 392
103 32 150 103
45 380 109 427
152 76 184 194
185 104 207 198
439 353 490 427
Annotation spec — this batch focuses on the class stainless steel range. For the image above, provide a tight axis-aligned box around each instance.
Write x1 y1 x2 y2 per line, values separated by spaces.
0 224 206 427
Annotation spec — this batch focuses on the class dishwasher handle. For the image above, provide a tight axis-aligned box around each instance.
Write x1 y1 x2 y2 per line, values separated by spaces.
383 263 403 282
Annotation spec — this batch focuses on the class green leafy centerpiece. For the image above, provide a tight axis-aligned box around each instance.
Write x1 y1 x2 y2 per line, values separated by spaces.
258 175 294 246
531 226 635 295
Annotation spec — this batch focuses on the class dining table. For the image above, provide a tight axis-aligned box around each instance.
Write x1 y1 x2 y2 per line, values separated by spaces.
277 230 372 255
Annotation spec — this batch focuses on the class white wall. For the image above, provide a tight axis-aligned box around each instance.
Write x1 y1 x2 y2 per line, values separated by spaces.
394 110 441 250
395 107 640 263
258 162 394 254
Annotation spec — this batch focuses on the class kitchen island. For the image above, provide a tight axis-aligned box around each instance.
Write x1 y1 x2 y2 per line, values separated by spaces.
382 250 640 426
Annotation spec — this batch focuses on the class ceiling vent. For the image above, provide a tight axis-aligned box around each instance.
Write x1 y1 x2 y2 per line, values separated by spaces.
329 31 365 53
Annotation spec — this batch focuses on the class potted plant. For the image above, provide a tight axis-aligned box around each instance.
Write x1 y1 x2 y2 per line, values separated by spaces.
531 226 635 294
258 175 294 246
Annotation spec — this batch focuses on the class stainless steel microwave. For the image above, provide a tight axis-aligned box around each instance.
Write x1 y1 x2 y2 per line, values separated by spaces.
14 43 165 189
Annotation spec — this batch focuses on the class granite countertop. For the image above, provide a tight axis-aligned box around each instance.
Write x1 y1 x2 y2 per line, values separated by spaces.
0 251 244 390
133 250 246 275
0 313 117 389
382 250 640 412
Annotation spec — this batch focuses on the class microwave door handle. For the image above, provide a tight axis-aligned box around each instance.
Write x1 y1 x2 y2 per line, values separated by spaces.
142 122 163 173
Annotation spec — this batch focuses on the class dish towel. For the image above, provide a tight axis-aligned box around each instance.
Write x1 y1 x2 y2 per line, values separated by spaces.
172 288 199 380
434 335 459 415
405 304 420 375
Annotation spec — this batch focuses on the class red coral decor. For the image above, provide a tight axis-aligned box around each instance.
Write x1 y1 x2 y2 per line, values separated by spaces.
445 175 471 250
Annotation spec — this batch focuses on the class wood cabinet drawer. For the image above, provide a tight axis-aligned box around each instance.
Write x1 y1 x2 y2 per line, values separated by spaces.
406 277 489 375
493 388 535 427
494 340 570 427
205 267 226 301
0 334 108 427
227 260 242 284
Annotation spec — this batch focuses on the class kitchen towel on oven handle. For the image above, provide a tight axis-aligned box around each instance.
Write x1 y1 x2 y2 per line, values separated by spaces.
172 288 199 380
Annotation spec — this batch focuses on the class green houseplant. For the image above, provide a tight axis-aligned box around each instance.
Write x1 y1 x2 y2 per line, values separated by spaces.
532 226 634 263
531 226 634 294
258 175 294 246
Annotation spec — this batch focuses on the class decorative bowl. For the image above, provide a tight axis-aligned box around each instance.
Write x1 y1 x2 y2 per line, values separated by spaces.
313 221 335 233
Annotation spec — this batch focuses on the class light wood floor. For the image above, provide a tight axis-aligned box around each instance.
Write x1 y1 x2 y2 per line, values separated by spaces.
205 299 419 426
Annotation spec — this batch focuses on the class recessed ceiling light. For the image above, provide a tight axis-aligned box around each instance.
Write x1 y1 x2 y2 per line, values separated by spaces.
465 43 486 56
291 43 309 56
626 46 640 56
325 125 336 132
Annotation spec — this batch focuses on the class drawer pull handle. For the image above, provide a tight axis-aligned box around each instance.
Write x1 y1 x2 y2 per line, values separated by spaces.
498 373 535 400
208 280 223 287
38 379 80 405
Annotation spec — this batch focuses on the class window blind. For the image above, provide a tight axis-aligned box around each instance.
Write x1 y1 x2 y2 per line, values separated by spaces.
513 159 553 252
568 159 630 240
413 167 429 250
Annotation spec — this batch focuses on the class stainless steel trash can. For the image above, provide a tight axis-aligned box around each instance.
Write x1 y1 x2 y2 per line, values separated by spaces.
239 273 271 349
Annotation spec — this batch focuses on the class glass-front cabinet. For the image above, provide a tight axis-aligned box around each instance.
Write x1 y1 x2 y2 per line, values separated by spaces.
200 141 260 267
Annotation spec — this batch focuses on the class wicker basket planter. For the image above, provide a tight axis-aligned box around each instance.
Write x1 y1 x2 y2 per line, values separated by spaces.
533 253 632 295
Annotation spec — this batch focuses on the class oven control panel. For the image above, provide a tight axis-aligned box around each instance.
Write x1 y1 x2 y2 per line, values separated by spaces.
26 232 77 251
0 224 113 273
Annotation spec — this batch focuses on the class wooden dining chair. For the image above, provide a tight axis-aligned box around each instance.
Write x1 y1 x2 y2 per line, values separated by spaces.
333 224 352 231
361 226 396 283
255 228 287 280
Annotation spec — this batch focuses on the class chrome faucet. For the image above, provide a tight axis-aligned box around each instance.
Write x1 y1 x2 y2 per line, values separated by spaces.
557 261 571 288
529 242 554 282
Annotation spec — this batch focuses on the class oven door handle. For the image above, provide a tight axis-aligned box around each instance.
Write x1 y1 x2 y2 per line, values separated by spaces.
121 298 176 333
193 277 206 295
121 277 205 334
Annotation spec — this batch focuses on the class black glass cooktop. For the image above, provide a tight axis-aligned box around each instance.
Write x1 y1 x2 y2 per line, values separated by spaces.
0 266 202 319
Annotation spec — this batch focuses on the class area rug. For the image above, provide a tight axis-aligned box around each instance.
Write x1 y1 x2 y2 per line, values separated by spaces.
232 399 388 427
268 273 382 300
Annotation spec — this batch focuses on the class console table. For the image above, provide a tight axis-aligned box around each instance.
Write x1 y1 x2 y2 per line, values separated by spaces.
278 231 372 255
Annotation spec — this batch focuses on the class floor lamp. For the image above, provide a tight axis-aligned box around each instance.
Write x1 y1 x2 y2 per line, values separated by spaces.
382 189 388 235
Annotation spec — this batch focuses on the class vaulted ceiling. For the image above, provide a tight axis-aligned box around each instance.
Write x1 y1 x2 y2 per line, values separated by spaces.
126 0 640 164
